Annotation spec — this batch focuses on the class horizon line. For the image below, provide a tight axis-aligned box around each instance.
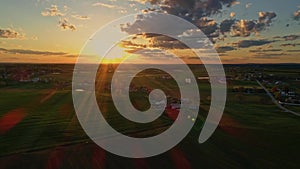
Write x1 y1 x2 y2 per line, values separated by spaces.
1 62 300 65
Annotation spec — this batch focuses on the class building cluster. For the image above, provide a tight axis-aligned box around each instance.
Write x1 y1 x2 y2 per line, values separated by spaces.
0 65 70 89
232 86 265 94
266 81 300 105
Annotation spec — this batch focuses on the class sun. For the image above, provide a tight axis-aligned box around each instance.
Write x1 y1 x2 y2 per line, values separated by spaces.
100 44 126 64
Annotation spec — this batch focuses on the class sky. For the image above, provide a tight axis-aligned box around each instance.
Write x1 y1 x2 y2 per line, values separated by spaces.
0 0 299 64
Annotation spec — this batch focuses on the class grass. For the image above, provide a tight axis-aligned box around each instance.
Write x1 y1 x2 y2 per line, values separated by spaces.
0 64 300 169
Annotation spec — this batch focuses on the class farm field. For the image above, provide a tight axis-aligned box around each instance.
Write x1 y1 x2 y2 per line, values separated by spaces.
0 64 300 169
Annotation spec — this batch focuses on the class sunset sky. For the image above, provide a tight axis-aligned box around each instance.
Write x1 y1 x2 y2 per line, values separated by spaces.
0 0 299 64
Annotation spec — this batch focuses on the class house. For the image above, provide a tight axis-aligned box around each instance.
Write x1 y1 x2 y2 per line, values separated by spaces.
31 77 40 83
165 106 179 121
185 78 191 84
287 92 296 97
198 77 209 80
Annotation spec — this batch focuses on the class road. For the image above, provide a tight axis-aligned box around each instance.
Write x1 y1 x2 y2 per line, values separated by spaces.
256 79 300 117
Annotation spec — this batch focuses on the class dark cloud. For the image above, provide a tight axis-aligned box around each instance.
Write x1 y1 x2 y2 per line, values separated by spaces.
185 56 201 60
252 52 288 59
0 48 68 56
121 40 147 50
286 50 300 53
215 46 235 53
277 34 300 41
252 52 287 59
64 54 79 58
125 48 143 54
280 43 300 47
121 33 189 50
59 18 76 31
151 34 177 42
135 49 176 59
122 0 239 38
220 19 235 33
282 35 300 41
218 53 229 57
254 22 266 32
235 39 274 48
152 40 188 49
0 28 24 39
249 49 282 53
150 36 188 49
258 12 277 25
222 11 277 37
195 17 218 38
121 1 277 50
145 0 239 11
230 11 277 37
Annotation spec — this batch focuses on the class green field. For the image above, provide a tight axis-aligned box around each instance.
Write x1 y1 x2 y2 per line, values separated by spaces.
0 64 299 169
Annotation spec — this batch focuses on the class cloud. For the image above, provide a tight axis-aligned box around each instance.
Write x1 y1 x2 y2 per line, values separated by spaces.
293 9 300 21
42 5 77 32
153 0 238 18
121 40 147 50
230 12 235 18
249 49 282 53
72 15 90 20
195 17 218 38
63 5 70 12
120 1 279 52
31 36 38 40
119 9 128 14
135 49 176 59
148 34 189 49
92 2 124 9
286 50 300 53
283 35 300 41
0 48 68 56
129 0 149 4
231 20 256 37
0 28 24 39
252 52 287 59
258 12 276 25
58 18 76 31
122 1 278 43
220 19 235 33
215 46 235 53
280 43 300 47
245 3 252 9
41 5 64 16
152 40 188 49
275 34 300 41
228 11 277 37
218 53 228 57
121 33 189 51
229 12 276 37
235 39 274 48
123 0 238 34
